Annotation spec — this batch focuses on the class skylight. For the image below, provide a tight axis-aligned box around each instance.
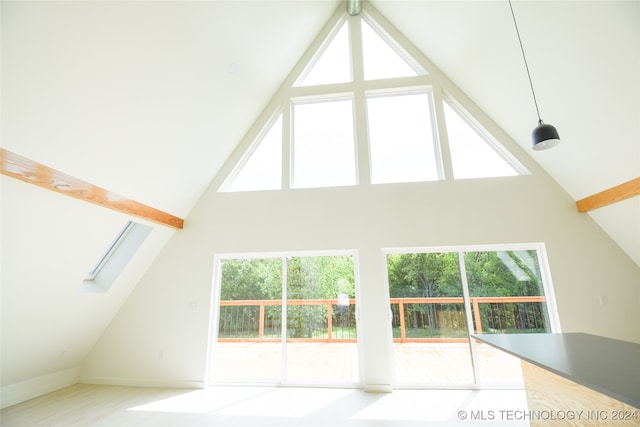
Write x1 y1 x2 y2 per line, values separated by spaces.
85 221 135 281
81 221 152 292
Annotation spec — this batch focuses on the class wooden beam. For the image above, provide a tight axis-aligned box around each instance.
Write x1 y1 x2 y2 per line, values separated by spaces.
1 148 184 229
576 177 640 213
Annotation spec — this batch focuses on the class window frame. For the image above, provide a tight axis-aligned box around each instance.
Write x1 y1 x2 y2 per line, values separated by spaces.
365 87 444 184
290 94 359 189
215 5 531 193
81 221 153 293
209 249 364 387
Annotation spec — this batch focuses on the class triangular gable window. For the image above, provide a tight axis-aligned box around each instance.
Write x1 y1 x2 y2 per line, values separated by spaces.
295 20 351 87
443 101 520 179
217 3 528 193
361 19 421 80
224 115 282 192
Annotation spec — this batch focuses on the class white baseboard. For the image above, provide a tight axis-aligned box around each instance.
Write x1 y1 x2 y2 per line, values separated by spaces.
1 367 80 409
79 376 205 389
363 383 393 393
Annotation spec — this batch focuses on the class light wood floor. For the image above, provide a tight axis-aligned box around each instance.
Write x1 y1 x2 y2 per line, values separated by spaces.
2 342 528 426
1 384 530 426
213 341 524 386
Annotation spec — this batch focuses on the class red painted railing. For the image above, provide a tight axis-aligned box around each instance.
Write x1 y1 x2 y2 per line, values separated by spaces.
217 296 546 343
389 296 546 343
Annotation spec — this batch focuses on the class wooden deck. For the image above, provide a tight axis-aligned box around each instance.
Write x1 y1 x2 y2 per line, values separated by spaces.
211 341 524 386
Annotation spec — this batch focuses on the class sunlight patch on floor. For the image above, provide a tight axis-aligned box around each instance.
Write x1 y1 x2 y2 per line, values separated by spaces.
129 386 356 418
128 386 273 414
351 389 529 425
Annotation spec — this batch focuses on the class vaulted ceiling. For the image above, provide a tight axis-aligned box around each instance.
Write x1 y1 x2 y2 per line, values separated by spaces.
2 0 638 264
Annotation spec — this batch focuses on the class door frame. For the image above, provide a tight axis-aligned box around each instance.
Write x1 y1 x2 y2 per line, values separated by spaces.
207 249 364 387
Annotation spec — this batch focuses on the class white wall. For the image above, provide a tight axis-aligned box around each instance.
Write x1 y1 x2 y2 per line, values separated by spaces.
80 173 640 388
0 177 175 407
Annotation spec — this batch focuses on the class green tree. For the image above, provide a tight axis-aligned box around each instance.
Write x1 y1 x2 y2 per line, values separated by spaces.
387 252 462 332
220 258 282 300
387 252 461 298
286 255 355 338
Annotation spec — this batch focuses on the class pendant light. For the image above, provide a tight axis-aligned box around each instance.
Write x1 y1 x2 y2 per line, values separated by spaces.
509 0 561 150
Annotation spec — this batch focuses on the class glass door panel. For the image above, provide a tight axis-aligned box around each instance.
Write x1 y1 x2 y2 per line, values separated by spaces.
213 257 283 382
387 252 474 385
464 250 552 384
285 255 359 384
212 253 359 386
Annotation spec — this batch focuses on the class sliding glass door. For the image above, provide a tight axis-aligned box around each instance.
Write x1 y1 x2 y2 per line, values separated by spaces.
464 249 553 384
212 257 283 382
211 252 360 386
387 252 474 385
385 245 558 387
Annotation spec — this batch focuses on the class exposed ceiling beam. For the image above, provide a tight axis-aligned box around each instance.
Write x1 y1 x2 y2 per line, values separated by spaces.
1 148 184 229
576 177 640 213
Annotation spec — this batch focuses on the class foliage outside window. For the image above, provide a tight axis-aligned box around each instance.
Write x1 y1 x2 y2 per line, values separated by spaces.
217 255 357 341
386 249 551 340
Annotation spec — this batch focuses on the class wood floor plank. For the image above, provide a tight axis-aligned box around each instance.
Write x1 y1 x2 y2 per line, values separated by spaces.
0 384 533 426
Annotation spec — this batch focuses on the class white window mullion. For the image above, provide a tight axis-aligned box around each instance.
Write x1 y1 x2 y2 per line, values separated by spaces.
432 86 454 180
282 97 292 190
349 15 371 186
349 14 364 84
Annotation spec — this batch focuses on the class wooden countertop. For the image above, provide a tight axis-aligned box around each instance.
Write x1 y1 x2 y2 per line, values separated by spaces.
472 332 640 409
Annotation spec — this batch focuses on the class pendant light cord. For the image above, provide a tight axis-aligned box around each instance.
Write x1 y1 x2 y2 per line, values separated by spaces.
508 0 542 125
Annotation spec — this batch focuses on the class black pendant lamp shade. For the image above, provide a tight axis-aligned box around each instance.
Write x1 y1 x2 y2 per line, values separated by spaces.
532 120 560 151
510 0 561 151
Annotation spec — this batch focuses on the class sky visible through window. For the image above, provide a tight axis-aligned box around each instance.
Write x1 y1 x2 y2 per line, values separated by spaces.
367 93 439 183
293 100 356 189
223 13 523 192
296 21 351 87
444 102 519 179
226 116 282 192
362 19 418 80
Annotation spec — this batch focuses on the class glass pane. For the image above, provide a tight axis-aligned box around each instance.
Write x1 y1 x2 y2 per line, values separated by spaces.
285 255 358 384
387 252 474 385
292 100 356 189
213 258 283 382
465 250 550 333
444 102 519 179
225 115 282 192
367 93 440 184
295 21 351 87
362 20 418 81
465 250 551 384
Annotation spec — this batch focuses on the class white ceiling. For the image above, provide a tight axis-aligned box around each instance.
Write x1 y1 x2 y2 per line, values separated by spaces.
2 0 638 264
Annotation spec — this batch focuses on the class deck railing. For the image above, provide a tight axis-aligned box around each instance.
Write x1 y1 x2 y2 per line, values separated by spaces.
217 296 547 343
389 296 547 343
